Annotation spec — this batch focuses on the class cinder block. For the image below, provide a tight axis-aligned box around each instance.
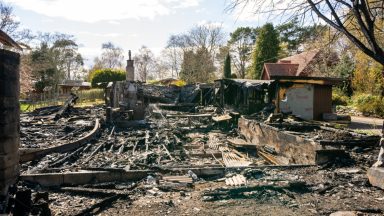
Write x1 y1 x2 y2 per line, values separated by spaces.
0 152 19 170
0 97 19 109
0 122 19 138
0 50 20 82
368 167 384 190
0 137 19 154
0 68 19 81
0 79 19 97
0 108 19 124
0 164 19 181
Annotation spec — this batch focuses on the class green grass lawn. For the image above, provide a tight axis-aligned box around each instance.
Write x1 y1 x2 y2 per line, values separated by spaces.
20 99 105 113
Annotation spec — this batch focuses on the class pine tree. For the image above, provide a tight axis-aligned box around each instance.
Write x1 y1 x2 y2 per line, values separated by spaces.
223 53 231 78
250 23 280 79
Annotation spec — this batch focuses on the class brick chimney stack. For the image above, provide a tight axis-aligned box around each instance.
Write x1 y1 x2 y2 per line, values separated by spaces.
126 50 134 81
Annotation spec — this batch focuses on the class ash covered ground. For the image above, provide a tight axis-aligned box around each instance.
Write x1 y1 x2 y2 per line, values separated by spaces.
14 104 384 216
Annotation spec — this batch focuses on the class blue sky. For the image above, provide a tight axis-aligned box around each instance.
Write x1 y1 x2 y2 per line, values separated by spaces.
4 0 276 67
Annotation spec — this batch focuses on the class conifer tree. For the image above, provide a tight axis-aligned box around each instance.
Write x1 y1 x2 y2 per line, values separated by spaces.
223 53 231 78
250 23 280 79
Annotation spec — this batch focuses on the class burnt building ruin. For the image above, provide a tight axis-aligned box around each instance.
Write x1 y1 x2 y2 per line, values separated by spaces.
1 45 384 215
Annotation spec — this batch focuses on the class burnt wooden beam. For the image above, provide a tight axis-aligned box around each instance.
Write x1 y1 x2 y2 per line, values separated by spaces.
20 165 315 187
54 93 79 120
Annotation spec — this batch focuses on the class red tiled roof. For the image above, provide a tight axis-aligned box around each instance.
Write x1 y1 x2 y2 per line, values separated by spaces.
280 49 320 76
261 49 322 80
262 63 299 80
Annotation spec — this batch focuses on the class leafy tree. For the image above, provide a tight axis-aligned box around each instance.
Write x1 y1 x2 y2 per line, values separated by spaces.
352 51 384 95
228 27 257 78
0 1 33 43
90 69 125 88
30 33 84 91
30 42 57 91
165 35 185 78
180 48 216 83
333 54 355 79
276 18 325 55
167 23 225 82
51 38 83 79
186 24 225 56
19 54 34 95
152 56 172 80
250 23 280 79
1 1 34 94
223 53 232 78
216 45 230 77
93 42 124 69
229 0 384 66
134 46 155 82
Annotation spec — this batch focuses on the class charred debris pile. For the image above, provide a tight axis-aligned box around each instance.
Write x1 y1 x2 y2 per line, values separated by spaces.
11 79 384 215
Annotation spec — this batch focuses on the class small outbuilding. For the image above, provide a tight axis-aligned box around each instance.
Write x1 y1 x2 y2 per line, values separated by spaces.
215 76 343 120
58 80 91 95
272 76 343 120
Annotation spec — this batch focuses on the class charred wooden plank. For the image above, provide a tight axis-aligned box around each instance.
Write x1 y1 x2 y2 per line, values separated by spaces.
54 93 79 120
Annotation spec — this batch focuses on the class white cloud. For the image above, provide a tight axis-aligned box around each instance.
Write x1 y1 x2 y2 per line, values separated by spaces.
197 20 223 29
78 47 101 60
167 0 200 8
195 8 207 14
231 1 298 23
4 0 200 23
107 20 121 25
77 31 123 38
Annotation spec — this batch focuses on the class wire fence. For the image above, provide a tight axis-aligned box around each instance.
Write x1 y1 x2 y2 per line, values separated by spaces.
20 89 105 112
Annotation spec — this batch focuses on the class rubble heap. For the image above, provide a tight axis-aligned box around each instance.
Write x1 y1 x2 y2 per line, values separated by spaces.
1 99 380 215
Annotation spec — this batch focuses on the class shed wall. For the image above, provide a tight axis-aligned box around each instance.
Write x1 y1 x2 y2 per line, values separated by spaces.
313 85 332 120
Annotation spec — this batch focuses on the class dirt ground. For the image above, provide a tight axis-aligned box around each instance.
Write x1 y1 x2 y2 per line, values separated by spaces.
349 116 383 136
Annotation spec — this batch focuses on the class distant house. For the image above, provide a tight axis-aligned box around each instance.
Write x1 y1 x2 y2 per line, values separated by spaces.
58 80 91 95
261 49 338 80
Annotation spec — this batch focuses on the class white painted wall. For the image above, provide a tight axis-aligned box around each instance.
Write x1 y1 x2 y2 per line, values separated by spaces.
279 84 314 120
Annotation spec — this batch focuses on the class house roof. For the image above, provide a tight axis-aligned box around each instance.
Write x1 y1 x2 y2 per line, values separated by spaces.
58 80 91 87
280 49 320 76
263 63 299 78
271 75 344 86
216 78 275 90
261 49 322 80
0 29 22 50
